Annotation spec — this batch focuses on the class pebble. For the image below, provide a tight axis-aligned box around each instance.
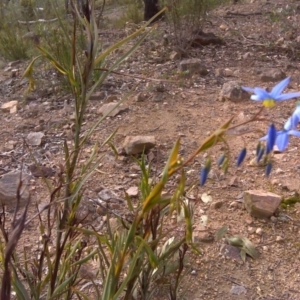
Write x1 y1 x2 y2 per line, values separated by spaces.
256 228 263 236
276 236 284 243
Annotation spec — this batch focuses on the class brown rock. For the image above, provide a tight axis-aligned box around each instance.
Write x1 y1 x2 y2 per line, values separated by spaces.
98 102 127 117
220 244 242 261
178 58 208 75
218 81 249 102
29 164 55 178
244 190 282 218
1 101 18 113
123 136 156 155
0 172 30 207
260 69 286 82
126 186 139 197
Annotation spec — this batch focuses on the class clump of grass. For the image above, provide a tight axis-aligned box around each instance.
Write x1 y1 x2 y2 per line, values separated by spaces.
113 1 144 28
0 27 31 61
163 0 230 48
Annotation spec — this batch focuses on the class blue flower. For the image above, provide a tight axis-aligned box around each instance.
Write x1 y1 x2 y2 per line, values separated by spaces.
200 158 211 186
266 124 277 154
261 119 300 152
237 148 247 166
242 77 300 108
285 102 300 129
265 162 273 177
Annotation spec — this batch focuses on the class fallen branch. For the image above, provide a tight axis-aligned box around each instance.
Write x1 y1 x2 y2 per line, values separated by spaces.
18 18 58 24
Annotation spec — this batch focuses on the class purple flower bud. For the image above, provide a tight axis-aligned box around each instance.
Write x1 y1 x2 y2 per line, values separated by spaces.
266 124 277 154
237 148 247 166
200 158 211 186
200 168 209 186
256 147 265 163
265 162 273 177
217 154 226 167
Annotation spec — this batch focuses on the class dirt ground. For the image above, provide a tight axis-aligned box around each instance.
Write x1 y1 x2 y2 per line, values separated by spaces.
1 0 300 299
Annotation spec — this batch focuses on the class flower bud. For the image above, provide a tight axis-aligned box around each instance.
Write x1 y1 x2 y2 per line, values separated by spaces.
237 148 247 166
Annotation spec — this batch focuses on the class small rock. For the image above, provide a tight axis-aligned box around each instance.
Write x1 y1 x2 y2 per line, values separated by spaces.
1 100 18 113
211 201 223 209
178 58 208 75
229 176 238 186
123 136 156 155
98 188 118 202
201 193 212 203
0 172 30 207
105 95 118 103
244 190 282 218
170 50 180 61
256 228 263 236
155 83 166 92
270 216 277 223
242 52 252 59
276 236 284 243
248 227 255 234
220 244 241 261
4 140 17 151
29 164 55 177
215 68 224 76
190 270 197 275
219 24 229 31
126 186 139 197
260 69 286 82
26 132 44 146
280 178 299 192
193 231 214 243
134 92 148 102
218 81 249 102
230 285 247 295
98 102 127 117
223 68 234 77
90 91 106 100
229 201 239 209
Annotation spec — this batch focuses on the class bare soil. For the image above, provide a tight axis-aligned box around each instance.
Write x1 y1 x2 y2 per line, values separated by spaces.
1 0 300 299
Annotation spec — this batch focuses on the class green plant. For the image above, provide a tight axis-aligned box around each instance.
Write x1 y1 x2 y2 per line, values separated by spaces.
163 0 229 48
0 23 31 60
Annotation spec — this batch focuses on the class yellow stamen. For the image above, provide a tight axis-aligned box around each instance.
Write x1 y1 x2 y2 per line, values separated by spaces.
263 99 275 108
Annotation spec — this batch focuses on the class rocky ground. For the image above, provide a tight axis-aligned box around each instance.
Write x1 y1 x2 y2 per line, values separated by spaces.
1 0 300 299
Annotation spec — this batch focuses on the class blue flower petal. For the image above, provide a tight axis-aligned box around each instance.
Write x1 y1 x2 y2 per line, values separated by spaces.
276 92 300 101
237 148 247 166
259 135 268 141
276 132 289 152
200 168 209 186
266 124 277 154
288 130 300 137
242 86 255 93
270 77 290 97
290 104 300 128
265 162 273 177
284 117 292 131
253 87 271 100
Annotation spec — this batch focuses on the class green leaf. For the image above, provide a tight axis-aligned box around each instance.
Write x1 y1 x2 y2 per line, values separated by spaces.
197 117 234 154
226 235 244 247
241 237 259 259
136 236 159 268
12 271 31 300
215 226 228 241
240 249 246 262
51 274 76 298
